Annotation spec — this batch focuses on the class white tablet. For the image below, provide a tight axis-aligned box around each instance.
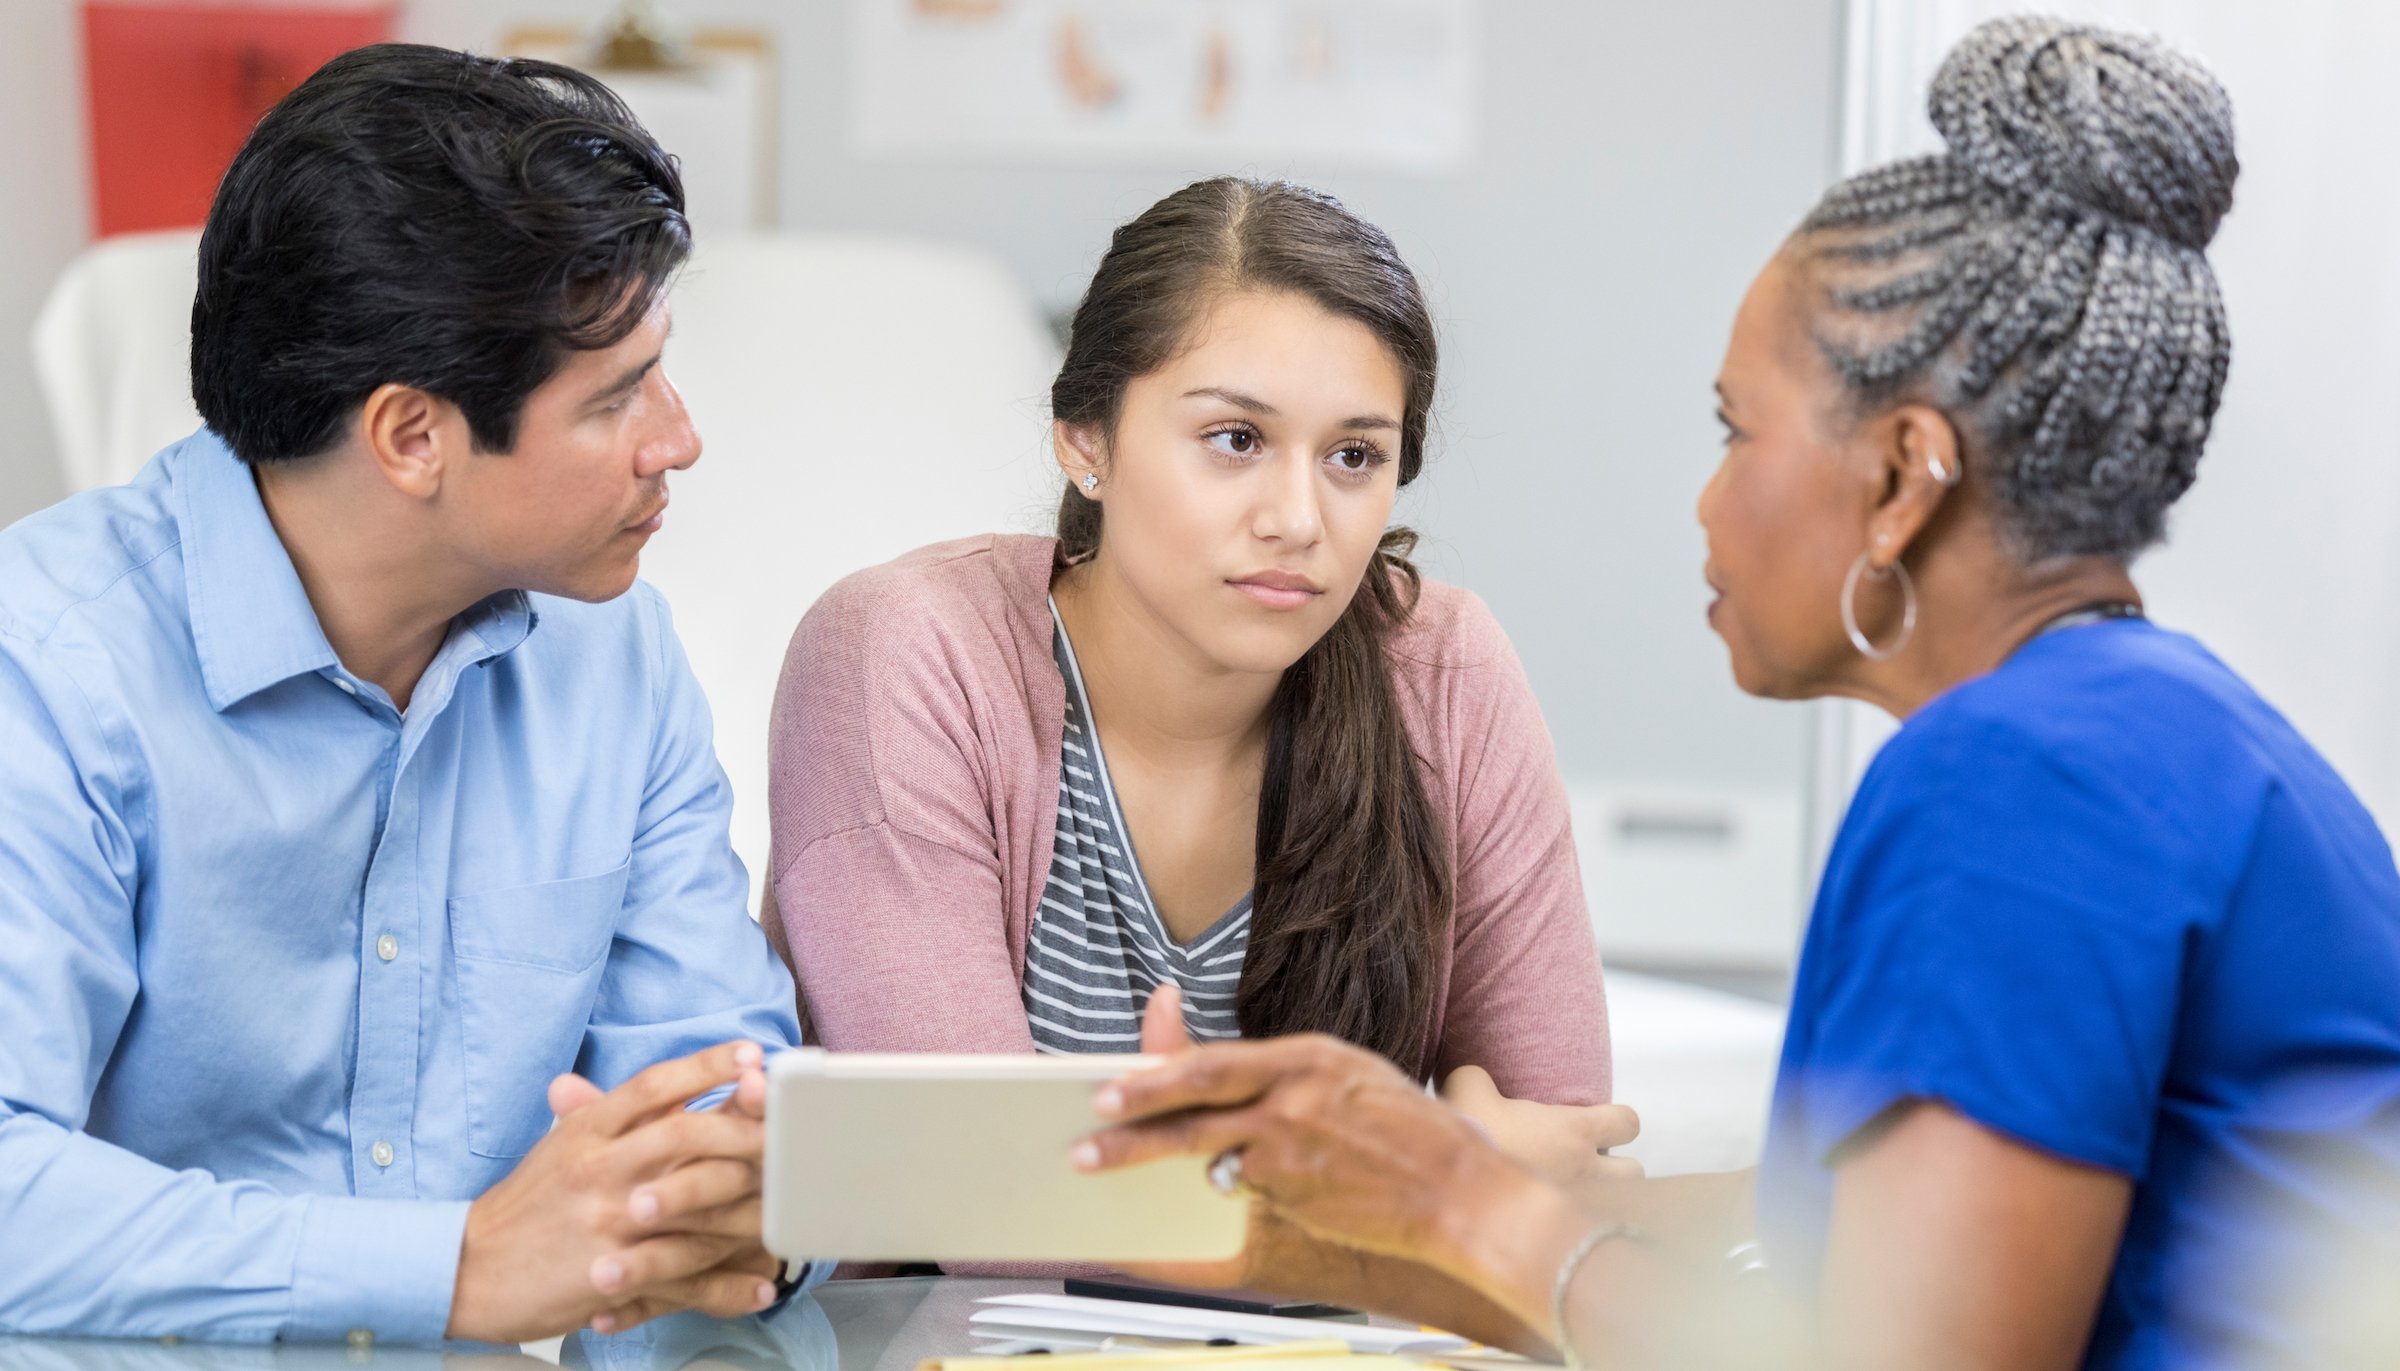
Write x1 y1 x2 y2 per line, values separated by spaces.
762 1049 1249 1264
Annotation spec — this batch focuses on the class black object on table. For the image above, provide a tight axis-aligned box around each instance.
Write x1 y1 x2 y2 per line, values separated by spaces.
1063 1276 1363 1321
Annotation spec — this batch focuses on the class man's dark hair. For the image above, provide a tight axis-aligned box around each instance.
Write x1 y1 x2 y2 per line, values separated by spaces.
192 44 690 465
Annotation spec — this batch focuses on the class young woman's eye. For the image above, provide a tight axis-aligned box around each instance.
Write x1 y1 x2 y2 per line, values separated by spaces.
1326 441 1391 480
1204 425 1263 459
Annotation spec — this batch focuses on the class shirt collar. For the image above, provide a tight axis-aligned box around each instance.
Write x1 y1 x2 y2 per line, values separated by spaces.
459 590 538 663
177 431 343 712
175 430 540 712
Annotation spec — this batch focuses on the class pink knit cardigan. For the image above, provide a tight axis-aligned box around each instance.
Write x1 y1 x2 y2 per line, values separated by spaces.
764 534 1610 1103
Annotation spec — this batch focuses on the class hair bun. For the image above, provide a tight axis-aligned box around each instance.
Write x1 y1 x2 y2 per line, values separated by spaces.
1928 15 2236 251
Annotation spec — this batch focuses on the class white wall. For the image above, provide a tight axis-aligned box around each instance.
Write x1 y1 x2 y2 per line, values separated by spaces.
0 0 85 528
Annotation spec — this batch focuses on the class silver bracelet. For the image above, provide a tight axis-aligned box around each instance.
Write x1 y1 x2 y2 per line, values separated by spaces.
1550 1221 1643 1370
1723 1240 1769 1280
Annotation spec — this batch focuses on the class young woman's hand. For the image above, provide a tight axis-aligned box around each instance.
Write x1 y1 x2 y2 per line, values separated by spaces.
1438 1065 1644 1189
1101 985 1266 1291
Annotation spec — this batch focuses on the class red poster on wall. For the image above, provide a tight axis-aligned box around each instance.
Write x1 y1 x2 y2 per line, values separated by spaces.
83 2 398 238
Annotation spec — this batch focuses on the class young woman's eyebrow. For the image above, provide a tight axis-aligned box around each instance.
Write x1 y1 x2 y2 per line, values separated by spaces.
1183 386 1396 431
1181 386 1278 415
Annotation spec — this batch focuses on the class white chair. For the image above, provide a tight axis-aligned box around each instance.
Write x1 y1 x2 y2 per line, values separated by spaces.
31 229 205 494
645 234 1061 913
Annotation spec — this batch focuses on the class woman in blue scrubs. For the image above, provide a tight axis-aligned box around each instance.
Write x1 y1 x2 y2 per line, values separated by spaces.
1077 17 2400 1369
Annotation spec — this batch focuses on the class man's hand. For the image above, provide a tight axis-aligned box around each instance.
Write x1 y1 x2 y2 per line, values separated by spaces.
585 1061 782 1335
445 1042 782 1344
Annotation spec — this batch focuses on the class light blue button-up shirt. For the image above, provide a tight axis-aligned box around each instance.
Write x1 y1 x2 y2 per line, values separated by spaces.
0 432 815 1343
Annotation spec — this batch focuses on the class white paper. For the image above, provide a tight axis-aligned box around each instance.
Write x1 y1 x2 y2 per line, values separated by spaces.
970 1294 1470 1355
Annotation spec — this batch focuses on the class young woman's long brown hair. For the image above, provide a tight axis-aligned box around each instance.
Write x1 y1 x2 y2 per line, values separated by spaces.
1050 177 1451 1076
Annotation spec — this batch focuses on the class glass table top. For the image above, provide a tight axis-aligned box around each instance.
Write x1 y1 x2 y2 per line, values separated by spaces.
0 1277 1062 1371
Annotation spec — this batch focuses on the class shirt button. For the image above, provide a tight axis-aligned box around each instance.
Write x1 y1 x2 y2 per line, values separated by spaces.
376 934 399 962
333 678 357 696
370 1140 394 1169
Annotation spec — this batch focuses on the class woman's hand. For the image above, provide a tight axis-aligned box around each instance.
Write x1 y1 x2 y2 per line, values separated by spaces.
1090 988 1633 1356
1439 1065 1644 1189
1077 1016 1532 1272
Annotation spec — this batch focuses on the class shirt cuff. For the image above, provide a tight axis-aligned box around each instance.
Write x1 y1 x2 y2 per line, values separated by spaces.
286 1195 473 1344
757 1257 834 1317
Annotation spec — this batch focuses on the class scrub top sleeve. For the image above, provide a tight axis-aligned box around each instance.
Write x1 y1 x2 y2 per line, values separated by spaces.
1794 714 2217 1180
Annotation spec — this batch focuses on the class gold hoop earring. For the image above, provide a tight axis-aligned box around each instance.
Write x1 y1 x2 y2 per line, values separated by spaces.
1841 551 1917 661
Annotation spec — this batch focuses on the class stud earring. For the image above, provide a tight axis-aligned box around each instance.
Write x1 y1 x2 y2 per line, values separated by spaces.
1079 473 1100 495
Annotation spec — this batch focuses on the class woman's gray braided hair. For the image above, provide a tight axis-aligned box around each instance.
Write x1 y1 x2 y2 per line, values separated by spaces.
1797 15 2238 560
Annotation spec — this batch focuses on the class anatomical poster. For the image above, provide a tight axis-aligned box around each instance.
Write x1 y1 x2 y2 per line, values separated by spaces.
850 0 1476 171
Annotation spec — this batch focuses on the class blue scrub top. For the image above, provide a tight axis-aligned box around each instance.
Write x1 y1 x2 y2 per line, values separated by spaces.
1760 618 2400 1370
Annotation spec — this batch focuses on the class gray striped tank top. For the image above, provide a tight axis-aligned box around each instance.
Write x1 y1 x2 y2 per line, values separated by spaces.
1024 598 1252 1053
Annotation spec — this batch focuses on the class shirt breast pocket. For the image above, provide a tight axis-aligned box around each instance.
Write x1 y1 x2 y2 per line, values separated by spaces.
450 860 630 1159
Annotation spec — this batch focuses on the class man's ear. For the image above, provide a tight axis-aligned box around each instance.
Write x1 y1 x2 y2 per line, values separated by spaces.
1861 403 1965 570
357 383 467 502
1053 419 1106 497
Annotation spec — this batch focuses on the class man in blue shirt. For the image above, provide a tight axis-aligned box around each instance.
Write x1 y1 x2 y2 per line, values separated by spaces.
0 46 818 1344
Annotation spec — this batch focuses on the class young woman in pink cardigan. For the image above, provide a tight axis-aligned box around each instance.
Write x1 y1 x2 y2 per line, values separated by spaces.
765 178 1631 1182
